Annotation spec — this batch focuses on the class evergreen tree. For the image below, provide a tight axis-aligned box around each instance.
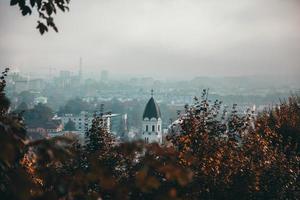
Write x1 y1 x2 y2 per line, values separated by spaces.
82 113 117 197
85 114 114 154
23 103 53 126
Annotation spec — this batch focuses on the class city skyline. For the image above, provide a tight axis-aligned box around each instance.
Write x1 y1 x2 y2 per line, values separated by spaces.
1 0 300 79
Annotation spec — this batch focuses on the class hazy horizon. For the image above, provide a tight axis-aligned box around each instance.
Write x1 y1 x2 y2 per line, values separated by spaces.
1 0 300 79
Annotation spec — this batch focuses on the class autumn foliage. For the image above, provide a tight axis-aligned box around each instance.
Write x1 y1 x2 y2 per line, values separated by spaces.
0 70 299 199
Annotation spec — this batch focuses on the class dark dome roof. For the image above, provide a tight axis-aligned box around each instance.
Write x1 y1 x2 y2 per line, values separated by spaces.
143 97 161 119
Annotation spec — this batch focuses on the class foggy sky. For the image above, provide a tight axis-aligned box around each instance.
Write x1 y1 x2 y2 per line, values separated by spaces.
0 0 300 79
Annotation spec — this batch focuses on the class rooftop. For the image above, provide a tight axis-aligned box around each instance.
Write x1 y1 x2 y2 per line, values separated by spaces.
143 97 161 119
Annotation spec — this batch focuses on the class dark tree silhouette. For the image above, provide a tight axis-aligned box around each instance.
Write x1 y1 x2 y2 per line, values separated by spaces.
23 103 53 126
0 68 10 115
0 68 34 199
85 114 114 155
10 0 70 34
58 98 90 115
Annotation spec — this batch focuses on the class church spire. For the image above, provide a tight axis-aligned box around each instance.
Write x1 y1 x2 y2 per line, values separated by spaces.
143 90 161 120
141 88 162 144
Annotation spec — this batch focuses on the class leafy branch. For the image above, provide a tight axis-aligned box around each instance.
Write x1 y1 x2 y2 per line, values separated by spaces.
10 0 70 35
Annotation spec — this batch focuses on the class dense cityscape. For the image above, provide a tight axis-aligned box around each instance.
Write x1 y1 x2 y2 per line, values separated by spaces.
5 66 299 143
1 0 300 199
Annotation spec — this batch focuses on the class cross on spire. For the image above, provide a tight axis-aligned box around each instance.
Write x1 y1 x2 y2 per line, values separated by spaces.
151 89 154 97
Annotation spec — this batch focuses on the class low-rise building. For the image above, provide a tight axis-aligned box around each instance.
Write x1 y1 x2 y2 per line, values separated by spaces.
34 96 48 105
26 119 63 140
60 111 127 136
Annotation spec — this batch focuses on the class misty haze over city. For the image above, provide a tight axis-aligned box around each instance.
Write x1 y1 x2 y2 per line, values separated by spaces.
1 0 300 80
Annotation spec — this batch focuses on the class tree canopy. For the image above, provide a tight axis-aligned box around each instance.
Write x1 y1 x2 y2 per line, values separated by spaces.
23 103 54 126
1 69 299 199
58 98 90 115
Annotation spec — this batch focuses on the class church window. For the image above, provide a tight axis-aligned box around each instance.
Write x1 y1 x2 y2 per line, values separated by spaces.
152 125 155 132
146 125 148 131
158 125 160 131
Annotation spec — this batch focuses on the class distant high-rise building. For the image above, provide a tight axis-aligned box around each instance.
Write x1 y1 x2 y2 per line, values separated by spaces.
61 111 110 134
78 57 83 81
58 70 72 88
110 113 128 138
60 70 71 79
7 70 45 93
100 70 109 82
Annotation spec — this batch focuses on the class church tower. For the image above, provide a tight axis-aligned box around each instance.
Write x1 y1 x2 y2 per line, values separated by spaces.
141 90 162 144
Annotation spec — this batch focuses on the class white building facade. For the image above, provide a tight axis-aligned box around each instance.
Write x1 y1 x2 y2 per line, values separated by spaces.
61 111 128 137
61 111 111 134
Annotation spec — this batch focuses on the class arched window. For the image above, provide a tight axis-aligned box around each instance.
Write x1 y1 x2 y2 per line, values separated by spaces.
158 125 160 131
146 125 148 131
152 125 155 132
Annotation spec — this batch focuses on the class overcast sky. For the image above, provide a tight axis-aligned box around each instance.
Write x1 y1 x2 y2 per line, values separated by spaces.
0 0 300 79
